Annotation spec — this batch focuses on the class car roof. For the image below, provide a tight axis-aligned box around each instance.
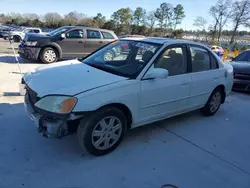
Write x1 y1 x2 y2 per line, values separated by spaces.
24 27 41 30
62 26 115 32
120 37 209 48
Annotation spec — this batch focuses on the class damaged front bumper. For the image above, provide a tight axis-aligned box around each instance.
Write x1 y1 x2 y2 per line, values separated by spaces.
24 93 69 138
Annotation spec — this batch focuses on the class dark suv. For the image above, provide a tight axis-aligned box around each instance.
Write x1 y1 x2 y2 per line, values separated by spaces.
18 26 118 63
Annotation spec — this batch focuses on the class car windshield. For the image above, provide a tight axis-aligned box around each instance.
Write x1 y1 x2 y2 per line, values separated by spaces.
81 40 161 78
234 51 250 62
47 27 70 36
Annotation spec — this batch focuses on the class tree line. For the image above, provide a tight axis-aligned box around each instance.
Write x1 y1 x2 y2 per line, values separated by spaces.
0 0 250 43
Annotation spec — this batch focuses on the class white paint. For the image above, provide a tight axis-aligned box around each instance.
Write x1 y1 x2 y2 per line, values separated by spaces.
23 39 234 129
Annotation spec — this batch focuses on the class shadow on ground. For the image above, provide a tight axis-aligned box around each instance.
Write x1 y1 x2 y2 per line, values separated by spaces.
0 55 38 64
0 100 201 158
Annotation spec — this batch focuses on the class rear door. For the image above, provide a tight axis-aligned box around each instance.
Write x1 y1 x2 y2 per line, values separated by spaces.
56 28 85 58
84 29 106 54
188 45 224 109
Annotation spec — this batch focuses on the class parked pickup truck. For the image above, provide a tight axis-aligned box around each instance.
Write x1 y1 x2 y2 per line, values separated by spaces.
9 27 46 43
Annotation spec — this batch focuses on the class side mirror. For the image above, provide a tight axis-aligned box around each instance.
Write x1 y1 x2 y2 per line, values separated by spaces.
61 33 66 39
143 68 169 80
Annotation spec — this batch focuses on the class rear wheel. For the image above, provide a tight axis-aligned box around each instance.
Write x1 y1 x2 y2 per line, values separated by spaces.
77 107 126 156
40 47 58 64
13 35 21 43
201 87 222 116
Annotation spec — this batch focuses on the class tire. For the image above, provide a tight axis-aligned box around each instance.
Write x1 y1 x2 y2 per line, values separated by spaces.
201 87 223 116
103 50 114 61
40 47 58 64
77 107 127 156
13 35 21 43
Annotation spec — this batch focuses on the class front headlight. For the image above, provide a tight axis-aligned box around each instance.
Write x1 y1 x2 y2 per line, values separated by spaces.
25 41 37 46
35 96 77 114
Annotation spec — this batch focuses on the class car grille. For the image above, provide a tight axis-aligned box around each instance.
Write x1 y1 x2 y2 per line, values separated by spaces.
234 72 250 80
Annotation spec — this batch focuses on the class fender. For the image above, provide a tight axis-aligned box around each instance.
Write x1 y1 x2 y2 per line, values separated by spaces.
41 42 63 59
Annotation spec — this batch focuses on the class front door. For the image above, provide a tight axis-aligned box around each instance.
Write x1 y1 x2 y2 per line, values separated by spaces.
57 29 85 58
188 45 224 109
139 45 191 124
84 29 106 54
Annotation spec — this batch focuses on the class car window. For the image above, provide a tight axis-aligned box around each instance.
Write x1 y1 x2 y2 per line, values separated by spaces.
23 29 32 33
87 30 101 39
211 55 219 69
66 29 84 39
81 40 161 78
101 31 115 39
154 46 187 76
190 46 210 72
33 30 40 33
234 51 250 62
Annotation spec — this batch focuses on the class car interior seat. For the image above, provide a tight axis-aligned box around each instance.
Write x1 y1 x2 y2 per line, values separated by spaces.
142 50 154 63
193 52 205 72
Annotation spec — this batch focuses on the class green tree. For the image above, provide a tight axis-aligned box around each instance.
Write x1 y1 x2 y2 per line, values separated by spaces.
111 8 133 34
102 20 116 31
146 11 156 36
133 7 146 26
154 3 173 36
92 13 106 28
172 4 185 30
241 45 249 51
232 42 239 51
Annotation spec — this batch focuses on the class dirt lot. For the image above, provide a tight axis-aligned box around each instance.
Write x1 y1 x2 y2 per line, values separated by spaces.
0 40 250 188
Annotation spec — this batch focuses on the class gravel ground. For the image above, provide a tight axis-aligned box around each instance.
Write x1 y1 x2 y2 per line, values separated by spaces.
0 53 250 188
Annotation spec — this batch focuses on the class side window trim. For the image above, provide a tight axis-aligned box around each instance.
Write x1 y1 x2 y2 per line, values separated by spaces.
142 43 189 79
188 44 214 72
209 53 219 69
101 31 115 39
65 29 84 39
86 29 102 39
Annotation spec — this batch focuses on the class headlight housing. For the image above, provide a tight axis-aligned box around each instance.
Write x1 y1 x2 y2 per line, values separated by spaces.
25 41 37 46
35 96 77 114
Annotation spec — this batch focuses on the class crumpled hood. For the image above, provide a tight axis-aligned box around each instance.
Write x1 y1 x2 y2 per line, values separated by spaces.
24 59 127 97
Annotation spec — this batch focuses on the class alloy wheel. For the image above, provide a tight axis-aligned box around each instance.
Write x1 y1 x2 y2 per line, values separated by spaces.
91 116 122 150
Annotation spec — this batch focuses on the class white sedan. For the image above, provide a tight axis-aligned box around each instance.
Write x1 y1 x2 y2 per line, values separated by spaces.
21 37 233 156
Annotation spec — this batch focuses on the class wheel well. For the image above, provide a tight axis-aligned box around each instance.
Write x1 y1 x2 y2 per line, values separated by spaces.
99 103 133 130
14 35 21 39
216 85 226 104
39 46 60 60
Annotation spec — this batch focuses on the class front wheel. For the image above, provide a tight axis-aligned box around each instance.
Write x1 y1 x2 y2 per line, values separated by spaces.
40 47 58 64
201 88 222 116
77 107 126 156
103 50 114 61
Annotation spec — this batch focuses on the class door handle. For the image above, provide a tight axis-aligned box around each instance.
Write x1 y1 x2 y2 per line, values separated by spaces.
181 82 188 86
79 41 84 43
99 41 104 44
